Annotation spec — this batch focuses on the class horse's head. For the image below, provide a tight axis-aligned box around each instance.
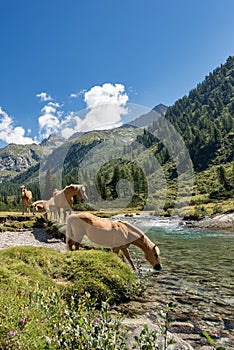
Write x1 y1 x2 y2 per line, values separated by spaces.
75 185 88 201
53 188 59 196
145 244 162 271
31 203 37 215
20 185 26 196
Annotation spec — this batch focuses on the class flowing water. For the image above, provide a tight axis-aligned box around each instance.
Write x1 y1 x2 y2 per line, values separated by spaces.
123 216 234 349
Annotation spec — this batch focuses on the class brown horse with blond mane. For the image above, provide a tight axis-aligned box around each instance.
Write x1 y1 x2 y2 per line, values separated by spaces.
66 212 162 271
54 184 88 222
20 185 32 215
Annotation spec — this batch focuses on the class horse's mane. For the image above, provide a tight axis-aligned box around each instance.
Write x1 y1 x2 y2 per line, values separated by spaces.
118 220 156 249
53 188 62 195
65 184 82 189
118 220 145 238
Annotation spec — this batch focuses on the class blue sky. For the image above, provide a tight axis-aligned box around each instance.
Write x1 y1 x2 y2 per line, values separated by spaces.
0 0 234 146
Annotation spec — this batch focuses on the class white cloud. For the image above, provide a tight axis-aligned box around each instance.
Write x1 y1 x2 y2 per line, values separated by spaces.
48 101 61 108
0 107 36 145
38 102 61 139
1 83 130 145
60 83 129 137
69 89 86 99
70 93 78 98
84 83 128 107
36 92 52 102
36 94 63 139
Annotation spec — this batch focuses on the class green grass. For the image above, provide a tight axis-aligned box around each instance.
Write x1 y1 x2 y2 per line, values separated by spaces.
0 246 135 301
0 246 137 348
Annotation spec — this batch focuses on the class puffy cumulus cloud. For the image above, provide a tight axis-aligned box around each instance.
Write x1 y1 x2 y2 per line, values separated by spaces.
59 113 80 138
38 102 61 139
60 83 129 137
36 92 53 102
0 107 36 145
1 84 129 144
78 83 128 132
84 83 128 107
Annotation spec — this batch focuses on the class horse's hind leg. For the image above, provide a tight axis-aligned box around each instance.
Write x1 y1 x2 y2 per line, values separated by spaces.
74 242 80 250
66 238 80 251
66 238 75 250
113 247 120 254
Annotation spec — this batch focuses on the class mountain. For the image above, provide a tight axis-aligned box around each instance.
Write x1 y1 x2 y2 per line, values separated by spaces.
127 103 168 127
40 134 66 149
0 134 66 182
0 57 233 211
135 56 234 172
163 56 234 171
0 143 42 180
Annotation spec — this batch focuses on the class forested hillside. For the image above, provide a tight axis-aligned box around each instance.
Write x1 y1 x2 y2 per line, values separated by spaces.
164 56 233 170
134 56 234 172
0 57 233 214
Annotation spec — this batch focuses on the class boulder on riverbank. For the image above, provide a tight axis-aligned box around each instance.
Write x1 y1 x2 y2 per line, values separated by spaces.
186 212 234 230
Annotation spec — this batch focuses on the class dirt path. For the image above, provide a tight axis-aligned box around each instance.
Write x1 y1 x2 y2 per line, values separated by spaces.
0 228 66 252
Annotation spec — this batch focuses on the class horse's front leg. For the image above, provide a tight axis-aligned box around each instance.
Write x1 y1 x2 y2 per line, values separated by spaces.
113 247 136 270
54 209 58 222
63 208 67 223
57 207 61 223
121 247 136 270
32 205 36 215
44 211 48 222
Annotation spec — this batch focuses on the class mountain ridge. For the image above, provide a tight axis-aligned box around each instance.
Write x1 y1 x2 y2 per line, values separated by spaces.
0 56 233 210
124 103 168 127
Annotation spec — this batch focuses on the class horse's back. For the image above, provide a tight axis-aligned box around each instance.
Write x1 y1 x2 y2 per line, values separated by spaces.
69 212 138 248
77 212 114 230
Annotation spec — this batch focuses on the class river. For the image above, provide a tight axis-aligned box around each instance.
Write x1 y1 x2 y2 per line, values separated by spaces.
122 216 234 349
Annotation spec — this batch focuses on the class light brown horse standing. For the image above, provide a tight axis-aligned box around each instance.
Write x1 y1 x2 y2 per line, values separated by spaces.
32 197 57 221
66 212 162 271
20 185 32 215
54 184 88 222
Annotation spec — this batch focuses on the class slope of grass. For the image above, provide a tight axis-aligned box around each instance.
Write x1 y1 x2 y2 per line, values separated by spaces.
0 246 135 301
0 246 137 348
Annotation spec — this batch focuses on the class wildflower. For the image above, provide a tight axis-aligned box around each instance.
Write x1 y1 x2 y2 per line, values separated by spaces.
19 317 26 325
9 330 16 337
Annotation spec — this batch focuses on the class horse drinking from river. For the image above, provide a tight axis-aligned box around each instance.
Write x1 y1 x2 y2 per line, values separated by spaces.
66 212 162 271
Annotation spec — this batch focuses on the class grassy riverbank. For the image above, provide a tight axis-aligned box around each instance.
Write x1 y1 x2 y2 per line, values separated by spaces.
0 246 138 348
